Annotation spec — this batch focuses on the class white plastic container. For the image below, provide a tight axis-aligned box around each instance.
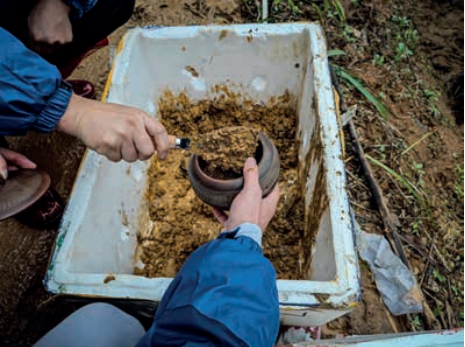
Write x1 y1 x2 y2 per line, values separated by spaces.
46 23 360 326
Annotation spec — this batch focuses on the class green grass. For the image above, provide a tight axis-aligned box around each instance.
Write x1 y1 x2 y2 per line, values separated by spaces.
424 89 440 102
423 89 442 117
342 24 357 42
454 165 464 199
411 219 422 236
404 28 419 45
394 42 413 62
314 0 346 24
373 54 385 66
366 154 426 208
312 3 324 22
391 15 410 28
328 49 347 57
412 315 421 329
332 0 345 22
334 66 391 120
389 14 418 65
433 269 447 284
401 132 433 156
272 0 300 14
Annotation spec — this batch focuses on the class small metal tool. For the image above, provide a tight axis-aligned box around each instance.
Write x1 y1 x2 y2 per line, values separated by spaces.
173 137 191 150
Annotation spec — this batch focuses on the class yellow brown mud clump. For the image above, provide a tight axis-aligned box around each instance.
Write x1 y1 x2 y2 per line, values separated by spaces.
190 126 258 179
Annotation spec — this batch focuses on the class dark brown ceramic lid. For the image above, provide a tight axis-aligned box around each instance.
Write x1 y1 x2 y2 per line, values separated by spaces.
0 169 51 221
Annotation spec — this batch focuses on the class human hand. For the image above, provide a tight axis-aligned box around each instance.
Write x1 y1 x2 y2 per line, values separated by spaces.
0 148 37 180
58 94 170 162
213 157 280 232
27 0 73 56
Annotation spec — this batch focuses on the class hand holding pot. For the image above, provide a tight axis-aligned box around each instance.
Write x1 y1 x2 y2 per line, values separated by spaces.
213 157 280 232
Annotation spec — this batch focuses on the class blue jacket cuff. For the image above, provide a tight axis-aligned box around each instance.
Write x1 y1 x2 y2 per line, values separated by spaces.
235 223 262 247
218 223 263 252
33 82 72 133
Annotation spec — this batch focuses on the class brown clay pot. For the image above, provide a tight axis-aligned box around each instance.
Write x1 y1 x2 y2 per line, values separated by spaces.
188 131 280 210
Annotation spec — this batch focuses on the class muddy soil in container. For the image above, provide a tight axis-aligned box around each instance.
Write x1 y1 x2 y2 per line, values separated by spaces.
191 126 258 178
136 88 305 279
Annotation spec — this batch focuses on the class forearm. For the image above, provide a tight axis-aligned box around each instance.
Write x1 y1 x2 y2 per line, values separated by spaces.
56 93 84 138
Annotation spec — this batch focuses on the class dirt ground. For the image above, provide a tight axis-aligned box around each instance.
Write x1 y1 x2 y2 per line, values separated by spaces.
0 0 462 345
305 0 463 335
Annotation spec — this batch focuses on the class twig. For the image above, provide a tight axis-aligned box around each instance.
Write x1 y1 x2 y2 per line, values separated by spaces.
389 175 411 204
350 200 372 211
348 120 409 265
344 155 354 163
422 288 439 303
438 310 448 329
401 132 434 156
242 0 253 16
346 169 369 191
398 234 452 275
422 290 448 329
385 307 399 333
432 243 452 273
184 3 206 19
446 300 456 328
422 298 442 330
446 277 455 313
423 285 442 297
37 294 60 310
419 264 429 288
420 243 435 287
381 117 404 138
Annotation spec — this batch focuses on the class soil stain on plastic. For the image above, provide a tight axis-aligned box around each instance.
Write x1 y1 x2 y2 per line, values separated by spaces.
103 275 116 284
185 65 199 78
219 29 228 40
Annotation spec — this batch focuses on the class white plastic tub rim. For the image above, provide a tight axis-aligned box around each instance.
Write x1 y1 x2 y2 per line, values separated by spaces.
45 23 360 326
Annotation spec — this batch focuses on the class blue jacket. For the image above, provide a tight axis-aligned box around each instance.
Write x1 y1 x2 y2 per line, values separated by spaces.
136 226 280 347
0 27 72 136
0 0 97 136
63 0 98 19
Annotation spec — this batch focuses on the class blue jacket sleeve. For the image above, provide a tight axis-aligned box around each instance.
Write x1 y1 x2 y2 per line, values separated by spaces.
62 0 98 18
0 27 72 136
136 228 280 347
